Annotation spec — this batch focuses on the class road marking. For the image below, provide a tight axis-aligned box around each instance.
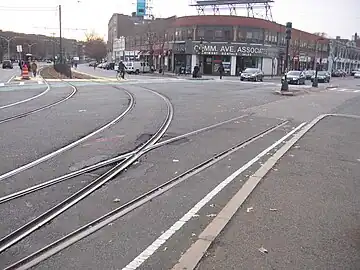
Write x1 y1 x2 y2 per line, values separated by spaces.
19 82 24 85
338 88 347 92
122 122 307 270
171 113 355 270
6 75 16 84
353 90 360 93
0 74 50 110
38 81 44 84
0 83 4 87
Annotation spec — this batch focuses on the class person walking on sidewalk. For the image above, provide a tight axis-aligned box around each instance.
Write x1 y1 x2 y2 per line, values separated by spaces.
31 61 38 77
218 63 225 80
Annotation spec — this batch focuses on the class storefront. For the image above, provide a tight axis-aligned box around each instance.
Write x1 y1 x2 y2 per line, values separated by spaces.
172 41 279 76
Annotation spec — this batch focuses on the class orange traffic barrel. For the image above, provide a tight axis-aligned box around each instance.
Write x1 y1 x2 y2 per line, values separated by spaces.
22 65 30 80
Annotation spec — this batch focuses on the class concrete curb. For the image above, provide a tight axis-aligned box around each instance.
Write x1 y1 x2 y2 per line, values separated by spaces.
71 69 120 82
171 113 347 270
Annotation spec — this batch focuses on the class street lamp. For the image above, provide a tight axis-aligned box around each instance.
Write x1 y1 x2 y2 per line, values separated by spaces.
24 43 37 54
312 37 325 87
281 22 292 91
0 36 19 59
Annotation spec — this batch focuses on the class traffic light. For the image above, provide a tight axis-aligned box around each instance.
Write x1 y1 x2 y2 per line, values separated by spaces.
286 22 292 40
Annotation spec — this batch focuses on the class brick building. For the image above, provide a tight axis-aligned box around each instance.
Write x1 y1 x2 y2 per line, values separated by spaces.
113 14 360 75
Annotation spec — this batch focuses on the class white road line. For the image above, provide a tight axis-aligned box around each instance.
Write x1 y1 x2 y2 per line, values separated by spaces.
0 75 50 110
19 82 25 85
38 81 44 84
122 122 307 270
353 90 360 93
338 88 347 92
0 83 4 87
6 75 16 84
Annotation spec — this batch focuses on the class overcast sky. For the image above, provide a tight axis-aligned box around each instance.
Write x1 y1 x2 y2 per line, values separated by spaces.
0 0 358 41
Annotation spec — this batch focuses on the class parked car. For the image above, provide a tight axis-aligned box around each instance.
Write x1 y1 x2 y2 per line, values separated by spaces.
281 70 306 85
332 69 346 77
354 71 360 79
2 60 13 69
105 62 115 70
311 71 331 83
304 70 315 80
88 61 97 67
240 68 264 82
351 69 360 76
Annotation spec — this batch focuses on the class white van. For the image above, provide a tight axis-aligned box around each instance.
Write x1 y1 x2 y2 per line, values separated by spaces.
125 61 151 74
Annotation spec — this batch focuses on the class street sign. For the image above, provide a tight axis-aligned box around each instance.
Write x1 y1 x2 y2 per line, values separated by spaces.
16 45 22 52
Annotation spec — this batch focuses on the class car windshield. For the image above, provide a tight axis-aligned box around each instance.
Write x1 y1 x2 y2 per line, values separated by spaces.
243 68 258 73
287 71 301 75
318 71 327 76
305 70 314 74
3 60 11 64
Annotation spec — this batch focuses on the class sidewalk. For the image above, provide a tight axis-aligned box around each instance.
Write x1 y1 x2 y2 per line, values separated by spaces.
179 115 360 270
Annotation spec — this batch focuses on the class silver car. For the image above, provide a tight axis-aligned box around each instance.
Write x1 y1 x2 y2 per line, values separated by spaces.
240 68 264 82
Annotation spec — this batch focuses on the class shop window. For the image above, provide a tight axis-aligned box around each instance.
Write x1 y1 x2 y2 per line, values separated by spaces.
246 31 253 39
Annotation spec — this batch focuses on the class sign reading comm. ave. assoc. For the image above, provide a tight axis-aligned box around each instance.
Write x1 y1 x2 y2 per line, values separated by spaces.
193 44 269 56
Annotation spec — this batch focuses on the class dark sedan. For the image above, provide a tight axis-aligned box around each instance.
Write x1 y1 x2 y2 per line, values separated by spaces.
2 60 13 69
311 71 331 83
281 70 306 85
240 68 264 82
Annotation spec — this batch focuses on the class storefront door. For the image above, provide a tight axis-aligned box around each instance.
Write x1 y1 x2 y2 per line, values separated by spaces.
203 56 213 75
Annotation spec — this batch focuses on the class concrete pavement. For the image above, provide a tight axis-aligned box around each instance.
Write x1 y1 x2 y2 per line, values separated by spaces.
191 115 360 270
1 70 360 269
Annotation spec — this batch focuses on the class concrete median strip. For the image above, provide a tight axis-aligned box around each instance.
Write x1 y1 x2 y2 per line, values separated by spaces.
71 69 120 82
171 113 337 270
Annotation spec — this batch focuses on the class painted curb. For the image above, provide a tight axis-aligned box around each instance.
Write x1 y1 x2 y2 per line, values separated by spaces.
171 113 354 270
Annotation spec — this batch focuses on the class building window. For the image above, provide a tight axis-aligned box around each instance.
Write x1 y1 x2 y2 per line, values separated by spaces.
205 30 214 40
238 29 245 41
224 30 231 41
246 31 253 39
187 29 193 39
197 29 205 39
214 30 223 38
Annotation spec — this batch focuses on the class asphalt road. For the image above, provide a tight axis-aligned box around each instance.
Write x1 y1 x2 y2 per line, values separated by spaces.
0 66 359 269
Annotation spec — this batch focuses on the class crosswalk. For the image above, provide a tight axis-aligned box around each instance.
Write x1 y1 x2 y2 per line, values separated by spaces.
327 87 360 93
0 80 44 87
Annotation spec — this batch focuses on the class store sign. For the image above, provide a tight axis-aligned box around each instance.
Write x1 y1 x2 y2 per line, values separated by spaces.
193 43 269 56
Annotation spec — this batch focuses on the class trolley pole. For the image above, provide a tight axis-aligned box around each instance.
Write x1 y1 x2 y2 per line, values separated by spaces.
59 5 63 63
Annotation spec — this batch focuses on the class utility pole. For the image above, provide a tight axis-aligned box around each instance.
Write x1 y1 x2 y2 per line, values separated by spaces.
59 4 63 63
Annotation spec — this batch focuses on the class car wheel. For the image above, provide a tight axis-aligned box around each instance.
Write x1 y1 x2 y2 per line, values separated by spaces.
135 70 140 75
240 78 244 81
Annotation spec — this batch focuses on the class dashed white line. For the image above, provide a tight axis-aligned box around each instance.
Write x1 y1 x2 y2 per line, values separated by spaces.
19 82 24 85
122 122 307 270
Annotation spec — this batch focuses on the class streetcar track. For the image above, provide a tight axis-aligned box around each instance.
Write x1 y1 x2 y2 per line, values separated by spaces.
0 87 135 182
0 67 49 110
3 120 290 270
0 85 174 254
0 114 251 204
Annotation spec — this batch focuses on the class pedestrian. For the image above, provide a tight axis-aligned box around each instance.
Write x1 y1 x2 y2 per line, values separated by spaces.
19 60 23 71
218 63 225 79
31 61 38 77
